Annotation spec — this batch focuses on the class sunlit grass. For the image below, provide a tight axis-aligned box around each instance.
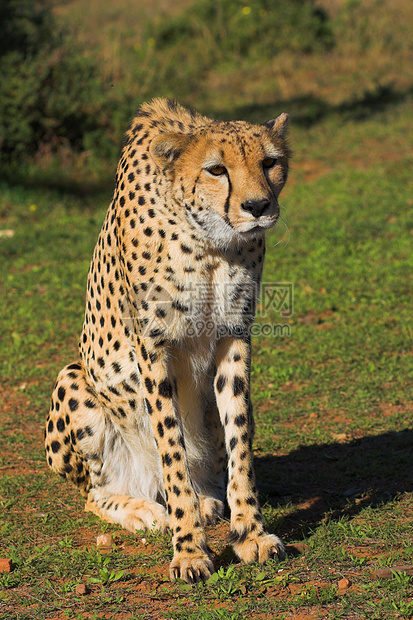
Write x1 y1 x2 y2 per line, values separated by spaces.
1 1 412 617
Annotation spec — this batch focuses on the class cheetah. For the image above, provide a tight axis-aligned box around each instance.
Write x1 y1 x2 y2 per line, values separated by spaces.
45 98 290 583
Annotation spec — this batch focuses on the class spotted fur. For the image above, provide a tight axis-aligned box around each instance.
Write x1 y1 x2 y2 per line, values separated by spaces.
45 98 290 583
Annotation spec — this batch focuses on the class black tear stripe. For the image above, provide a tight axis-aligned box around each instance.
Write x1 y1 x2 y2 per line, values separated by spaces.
224 175 232 214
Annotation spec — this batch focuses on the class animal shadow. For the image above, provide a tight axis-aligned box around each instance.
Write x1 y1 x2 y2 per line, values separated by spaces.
255 428 413 541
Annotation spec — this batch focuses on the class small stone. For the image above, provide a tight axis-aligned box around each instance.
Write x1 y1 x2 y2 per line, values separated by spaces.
75 583 90 596
96 534 113 549
333 433 348 442
337 577 351 594
373 567 392 579
288 583 303 595
372 565 413 579
0 559 13 573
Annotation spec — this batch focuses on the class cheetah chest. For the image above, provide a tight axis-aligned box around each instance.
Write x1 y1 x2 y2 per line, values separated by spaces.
149 257 260 343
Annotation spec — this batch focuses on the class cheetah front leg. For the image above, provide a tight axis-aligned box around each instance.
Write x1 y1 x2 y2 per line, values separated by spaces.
138 336 213 583
214 335 286 564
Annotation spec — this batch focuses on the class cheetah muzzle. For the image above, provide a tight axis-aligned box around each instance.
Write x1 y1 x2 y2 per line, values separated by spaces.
45 98 290 583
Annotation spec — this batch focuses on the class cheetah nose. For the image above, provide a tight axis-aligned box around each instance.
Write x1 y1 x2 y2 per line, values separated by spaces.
241 198 271 218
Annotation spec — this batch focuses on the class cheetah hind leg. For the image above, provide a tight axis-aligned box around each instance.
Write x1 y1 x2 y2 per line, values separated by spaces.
198 495 224 526
45 362 98 498
194 401 226 527
46 362 169 533
85 491 169 533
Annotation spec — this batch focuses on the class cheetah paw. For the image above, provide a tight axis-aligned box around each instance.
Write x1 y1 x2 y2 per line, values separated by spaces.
123 499 169 533
170 553 214 584
199 495 224 526
232 532 286 564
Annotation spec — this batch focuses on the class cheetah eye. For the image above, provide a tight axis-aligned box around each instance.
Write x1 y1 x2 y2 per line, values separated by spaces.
207 165 227 176
262 157 278 169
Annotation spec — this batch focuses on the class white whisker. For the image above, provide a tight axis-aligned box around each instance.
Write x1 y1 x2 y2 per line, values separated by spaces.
271 205 293 248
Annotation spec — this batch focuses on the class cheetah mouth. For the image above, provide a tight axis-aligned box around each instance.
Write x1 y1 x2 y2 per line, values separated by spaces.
238 213 279 235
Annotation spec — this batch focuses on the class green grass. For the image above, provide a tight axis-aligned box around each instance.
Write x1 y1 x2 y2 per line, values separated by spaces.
1 1 413 617
1 96 412 618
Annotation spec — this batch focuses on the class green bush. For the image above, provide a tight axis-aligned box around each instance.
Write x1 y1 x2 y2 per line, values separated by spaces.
149 0 333 57
0 0 334 167
136 0 334 101
0 0 118 163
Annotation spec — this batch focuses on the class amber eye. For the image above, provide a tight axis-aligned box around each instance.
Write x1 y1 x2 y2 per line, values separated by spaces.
207 165 226 176
263 157 278 169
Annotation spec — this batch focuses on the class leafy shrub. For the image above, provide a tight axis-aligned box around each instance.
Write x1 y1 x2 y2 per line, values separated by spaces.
149 0 333 58
0 0 335 168
135 0 334 101
0 0 118 163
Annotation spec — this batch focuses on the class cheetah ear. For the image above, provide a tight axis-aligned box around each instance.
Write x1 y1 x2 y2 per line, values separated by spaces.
149 133 192 167
263 113 289 138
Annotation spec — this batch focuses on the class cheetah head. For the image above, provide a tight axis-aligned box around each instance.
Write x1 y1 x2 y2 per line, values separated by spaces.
149 114 290 249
